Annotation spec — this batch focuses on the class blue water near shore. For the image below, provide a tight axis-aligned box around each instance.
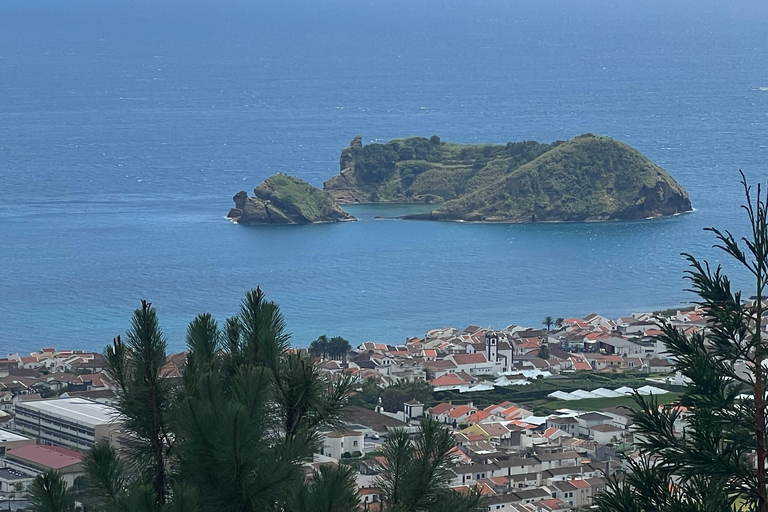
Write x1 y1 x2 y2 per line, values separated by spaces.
1 0 768 353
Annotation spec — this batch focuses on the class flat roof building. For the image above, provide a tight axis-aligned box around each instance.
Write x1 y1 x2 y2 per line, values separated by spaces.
0 467 35 498
14 397 121 450
0 427 34 456
5 444 84 487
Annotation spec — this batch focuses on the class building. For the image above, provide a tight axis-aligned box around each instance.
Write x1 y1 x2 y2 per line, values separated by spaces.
4 444 84 487
546 416 580 437
576 412 612 432
0 467 35 498
403 399 424 421
14 397 121 449
320 430 364 460
597 337 643 356
0 427 34 456
589 424 625 445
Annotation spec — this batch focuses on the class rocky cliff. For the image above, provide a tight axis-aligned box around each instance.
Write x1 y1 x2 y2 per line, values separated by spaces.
324 134 692 222
228 174 356 225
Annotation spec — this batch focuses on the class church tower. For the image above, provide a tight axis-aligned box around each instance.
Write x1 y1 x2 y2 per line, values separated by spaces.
486 331 498 362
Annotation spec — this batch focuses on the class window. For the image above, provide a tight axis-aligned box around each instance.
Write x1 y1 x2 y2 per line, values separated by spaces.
353 441 358 447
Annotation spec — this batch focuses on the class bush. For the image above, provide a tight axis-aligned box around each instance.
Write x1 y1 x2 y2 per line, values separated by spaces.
351 451 362 458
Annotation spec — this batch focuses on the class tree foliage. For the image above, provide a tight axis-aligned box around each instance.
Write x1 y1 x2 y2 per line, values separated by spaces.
381 380 433 413
596 173 768 512
309 335 351 362
375 418 485 512
289 464 360 512
27 470 77 512
103 299 174 506
76 287 482 512
80 287 357 512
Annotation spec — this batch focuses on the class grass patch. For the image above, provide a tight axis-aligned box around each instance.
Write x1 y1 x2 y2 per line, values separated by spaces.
541 392 683 412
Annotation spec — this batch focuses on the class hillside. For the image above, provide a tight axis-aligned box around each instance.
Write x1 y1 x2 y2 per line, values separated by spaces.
228 174 356 225
323 134 692 222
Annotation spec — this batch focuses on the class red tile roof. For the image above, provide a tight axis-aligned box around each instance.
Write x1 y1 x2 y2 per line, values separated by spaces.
75 373 106 387
570 358 592 371
452 353 488 365
467 410 490 424
8 444 82 469
571 479 590 489
430 402 453 415
431 374 470 387
477 483 495 495
502 406 523 419
448 405 475 418
540 498 563 509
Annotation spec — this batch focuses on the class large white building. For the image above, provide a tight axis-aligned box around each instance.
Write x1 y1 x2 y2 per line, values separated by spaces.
14 397 121 449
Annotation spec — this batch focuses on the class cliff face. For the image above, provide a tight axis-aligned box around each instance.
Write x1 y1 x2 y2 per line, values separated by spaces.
228 175 356 225
323 135 557 204
324 134 692 222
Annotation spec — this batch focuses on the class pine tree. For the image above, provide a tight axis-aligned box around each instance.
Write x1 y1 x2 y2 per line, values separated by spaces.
596 174 768 512
104 300 174 507
375 418 485 512
27 470 76 512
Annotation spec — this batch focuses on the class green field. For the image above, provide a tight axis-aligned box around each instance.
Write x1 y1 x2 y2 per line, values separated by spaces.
541 392 682 412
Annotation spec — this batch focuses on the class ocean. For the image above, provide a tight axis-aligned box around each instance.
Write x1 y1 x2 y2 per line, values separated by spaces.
1 0 767 354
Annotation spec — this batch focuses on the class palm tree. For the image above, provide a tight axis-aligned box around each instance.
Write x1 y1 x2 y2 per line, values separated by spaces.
27 470 76 512
310 335 330 360
554 317 564 330
542 316 554 332
104 300 174 507
375 418 484 512
329 336 351 363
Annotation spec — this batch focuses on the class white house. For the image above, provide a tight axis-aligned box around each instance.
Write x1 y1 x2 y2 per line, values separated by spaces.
589 424 625 445
320 430 365 460
546 416 580 437
576 412 612 432
448 353 496 376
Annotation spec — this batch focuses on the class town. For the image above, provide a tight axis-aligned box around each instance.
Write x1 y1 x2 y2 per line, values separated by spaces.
0 307 705 510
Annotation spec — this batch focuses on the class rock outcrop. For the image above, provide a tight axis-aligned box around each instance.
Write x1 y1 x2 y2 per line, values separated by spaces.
228 174 356 225
324 134 692 222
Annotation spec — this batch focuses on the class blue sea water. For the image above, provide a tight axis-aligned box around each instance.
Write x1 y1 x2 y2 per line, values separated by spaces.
1 0 768 354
